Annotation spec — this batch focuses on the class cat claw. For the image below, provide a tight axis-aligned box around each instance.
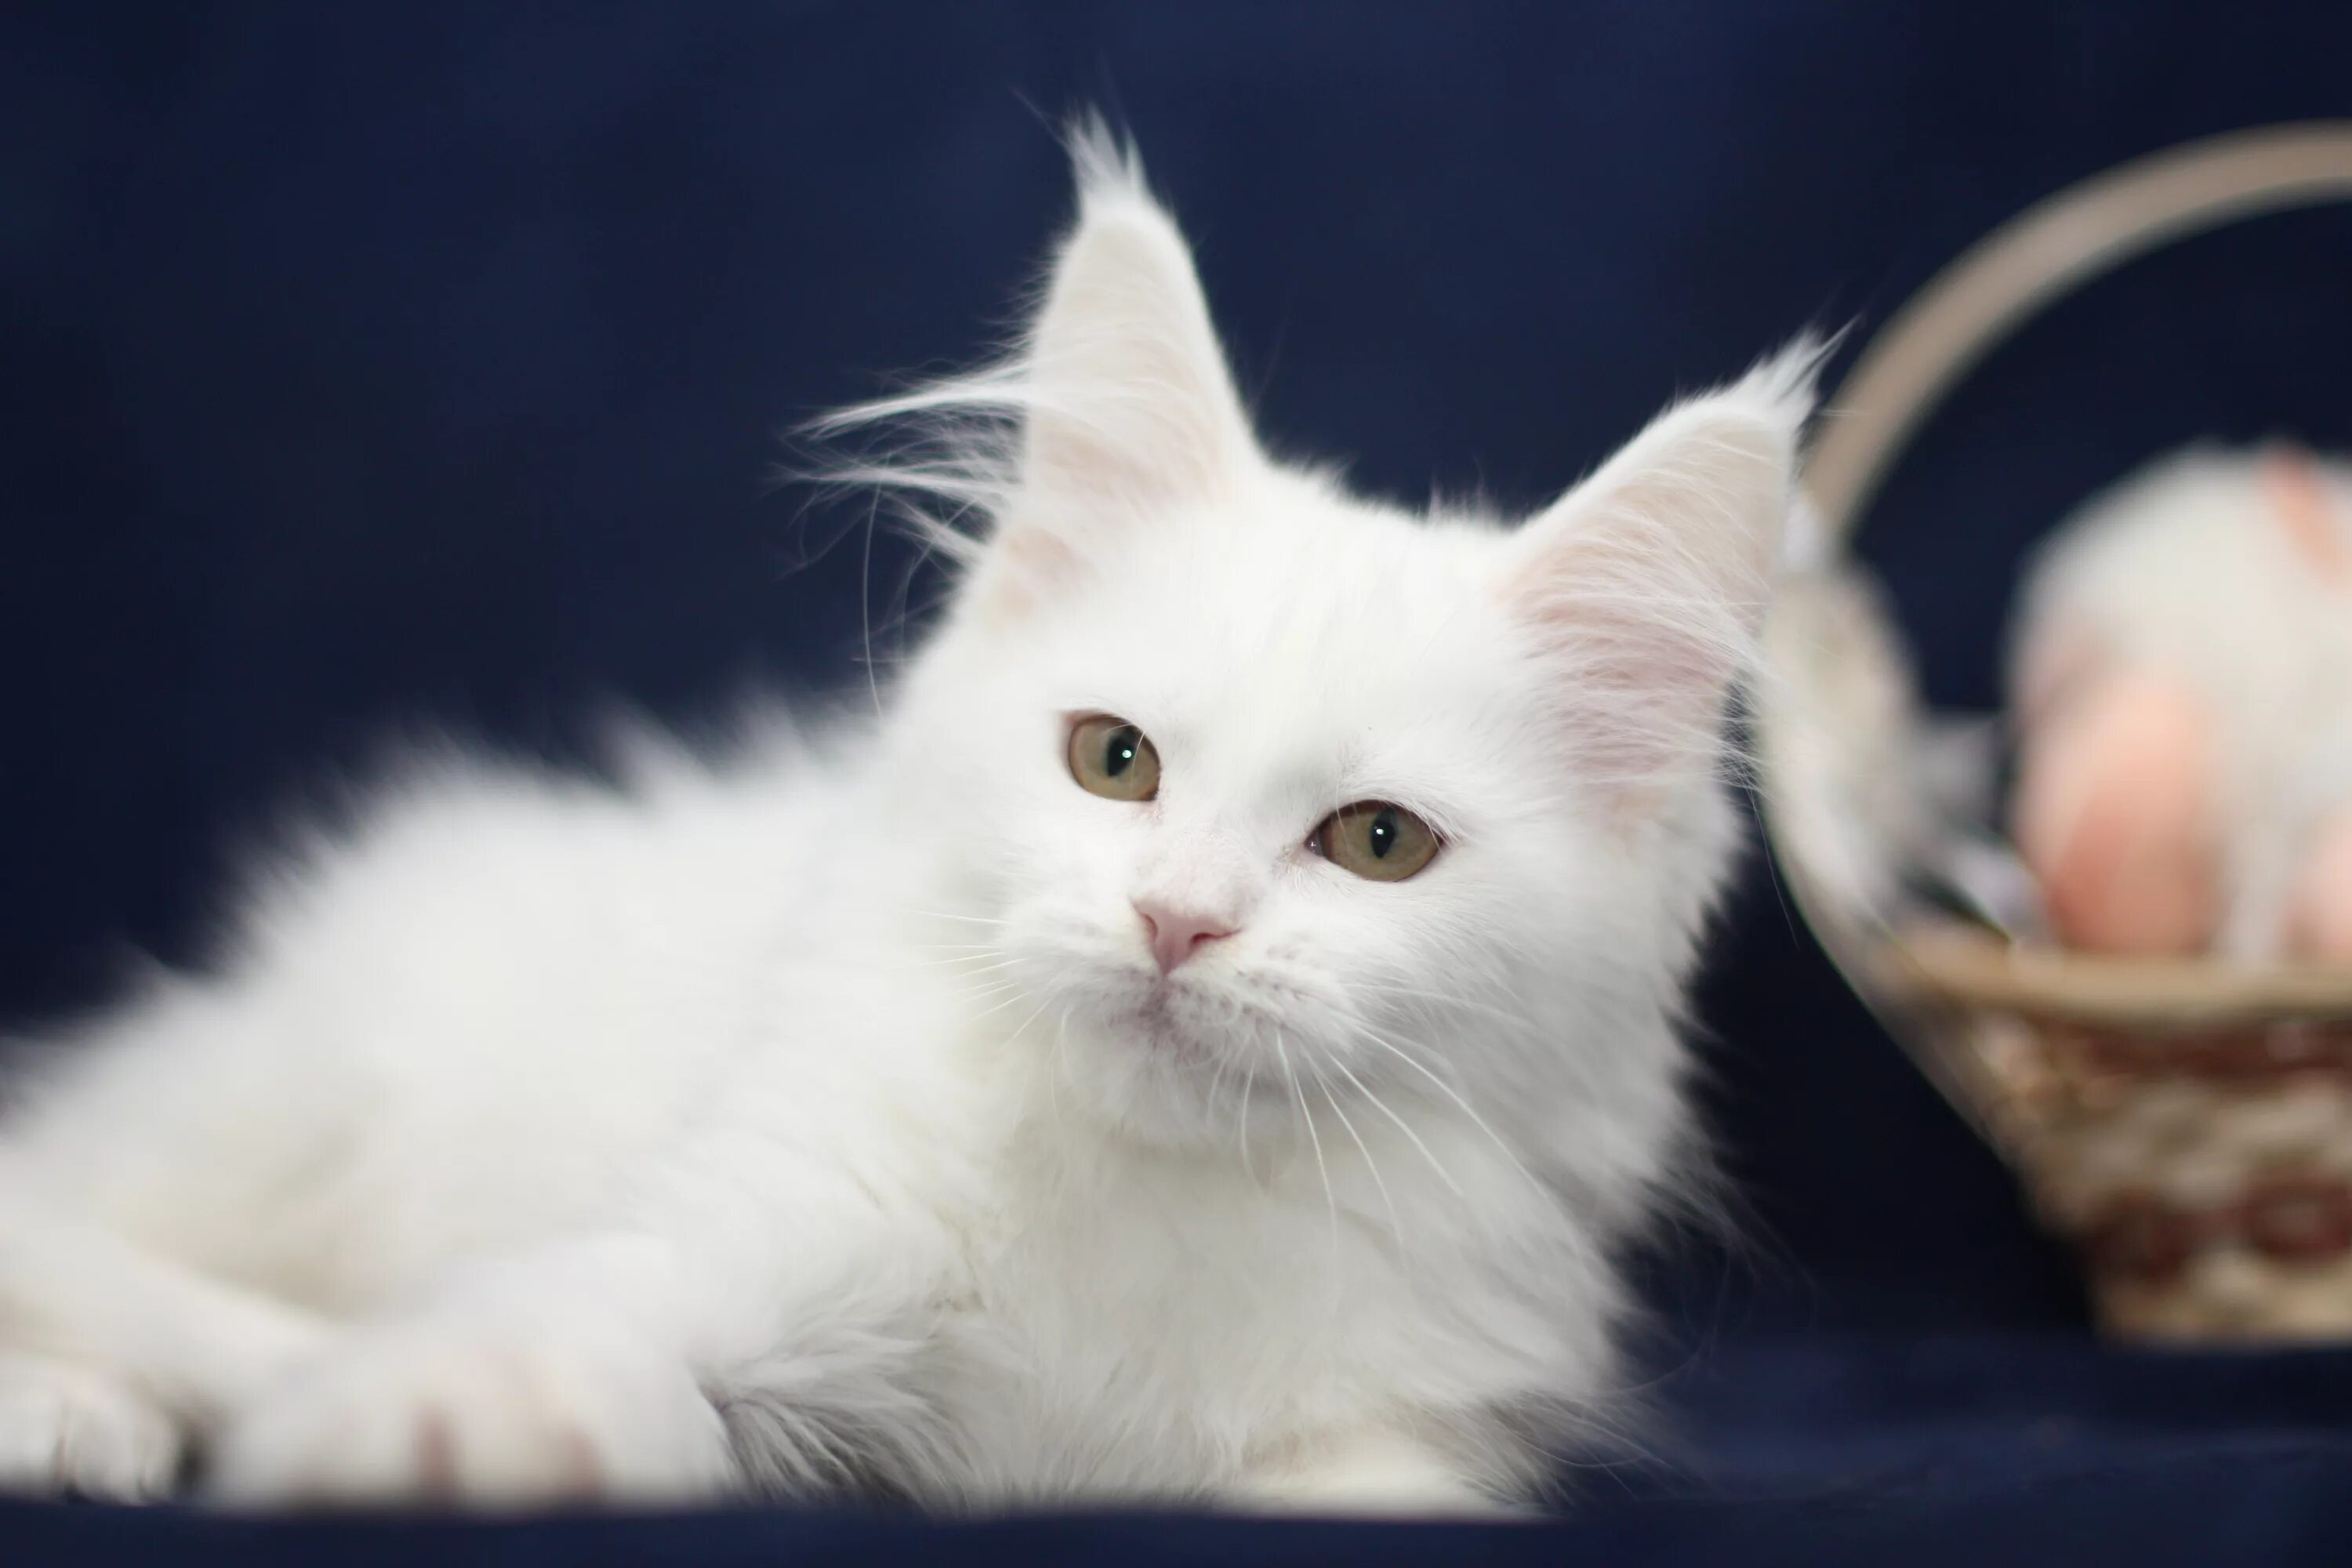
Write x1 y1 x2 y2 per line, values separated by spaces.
0 1357 183 1501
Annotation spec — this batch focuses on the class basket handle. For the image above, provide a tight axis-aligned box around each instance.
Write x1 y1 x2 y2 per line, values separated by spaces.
1806 122 2352 544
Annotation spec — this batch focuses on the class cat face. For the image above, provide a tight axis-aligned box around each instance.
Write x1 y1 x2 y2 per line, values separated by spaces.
869 132 1811 1153
918 490 1622 1149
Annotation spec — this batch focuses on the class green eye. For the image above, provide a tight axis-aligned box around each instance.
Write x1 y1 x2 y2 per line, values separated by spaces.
1067 715 1160 801
1312 801 1440 881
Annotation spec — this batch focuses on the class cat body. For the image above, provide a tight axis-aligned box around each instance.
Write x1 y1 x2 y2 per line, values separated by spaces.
0 132 1810 1512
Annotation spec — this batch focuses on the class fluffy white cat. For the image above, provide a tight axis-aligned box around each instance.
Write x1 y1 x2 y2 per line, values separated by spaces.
0 130 1813 1514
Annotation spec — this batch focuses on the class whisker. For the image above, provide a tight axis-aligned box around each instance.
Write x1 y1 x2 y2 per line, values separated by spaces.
1315 1062 1401 1251
1322 1048 1464 1199
1351 982 1541 1033
909 957 1014 977
1049 1008 1072 1134
934 956 1024 980
1205 1048 1235 1142
955 992 1030 1020
1277 1030 1340 1255
1351 1024 1546 1196
1235 1053 1258 1185
967 983 1041 1021
1004 993 1056 1049
860 486 883 719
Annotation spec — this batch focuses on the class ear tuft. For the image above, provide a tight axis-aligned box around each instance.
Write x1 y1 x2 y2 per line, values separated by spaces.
796 118 1262 619
1504 341 1823 811
1063 111 1152 216
1014 126 1260 528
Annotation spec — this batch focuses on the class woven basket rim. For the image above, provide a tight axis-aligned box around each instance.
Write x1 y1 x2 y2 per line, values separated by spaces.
1879 920 2352 1027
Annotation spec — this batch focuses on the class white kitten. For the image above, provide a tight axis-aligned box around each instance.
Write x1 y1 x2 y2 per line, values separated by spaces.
0 130 1813 1514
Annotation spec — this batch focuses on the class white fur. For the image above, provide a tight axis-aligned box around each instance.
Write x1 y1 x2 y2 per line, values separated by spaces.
0 128 1812 1513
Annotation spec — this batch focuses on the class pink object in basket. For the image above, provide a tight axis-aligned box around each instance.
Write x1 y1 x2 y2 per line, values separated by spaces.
2013 666 2220 954
2288 805 2352 962
2009 445 2352 962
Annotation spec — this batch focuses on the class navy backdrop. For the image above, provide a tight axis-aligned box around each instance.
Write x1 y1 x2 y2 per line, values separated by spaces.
7 4 2352 1563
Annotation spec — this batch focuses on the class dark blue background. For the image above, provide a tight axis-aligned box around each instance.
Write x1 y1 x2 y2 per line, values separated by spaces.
7 3 2352 1563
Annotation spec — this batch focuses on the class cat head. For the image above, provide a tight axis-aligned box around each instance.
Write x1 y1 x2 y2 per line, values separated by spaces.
840 129 1813 1167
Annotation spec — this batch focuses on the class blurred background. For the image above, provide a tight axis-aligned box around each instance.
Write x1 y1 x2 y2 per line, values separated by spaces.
9 0 2352 1485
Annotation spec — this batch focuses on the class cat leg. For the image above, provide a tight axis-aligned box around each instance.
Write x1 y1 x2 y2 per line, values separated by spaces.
208 1213 947 1510
1227 1425 1519 1518
205 1232 731 1508
0 971 365 1483
203 1045 960 1512
0 1202 333 1498
209 1300 733 1508
0 1208 332 1419
207 1176 964 1511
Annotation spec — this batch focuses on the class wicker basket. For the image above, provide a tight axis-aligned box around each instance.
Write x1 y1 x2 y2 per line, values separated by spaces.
1762 123 2352 1341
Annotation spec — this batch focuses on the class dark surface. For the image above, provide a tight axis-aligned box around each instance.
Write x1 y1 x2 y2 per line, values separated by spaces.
6 2 2352 1562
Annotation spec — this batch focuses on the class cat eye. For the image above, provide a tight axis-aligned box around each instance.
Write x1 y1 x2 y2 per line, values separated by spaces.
1311 801 1440 882
1067 715 1161 801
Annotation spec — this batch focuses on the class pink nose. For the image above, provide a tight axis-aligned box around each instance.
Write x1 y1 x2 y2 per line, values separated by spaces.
1133 899 1236 974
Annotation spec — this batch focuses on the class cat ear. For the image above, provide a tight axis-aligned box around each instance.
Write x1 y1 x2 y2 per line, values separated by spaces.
1501 347 1819 814
1000 131 1260 578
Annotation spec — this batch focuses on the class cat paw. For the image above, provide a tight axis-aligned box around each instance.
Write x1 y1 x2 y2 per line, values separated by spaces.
0 1357 183 1501
1226 1428 1519 1519
206 1321 734 1509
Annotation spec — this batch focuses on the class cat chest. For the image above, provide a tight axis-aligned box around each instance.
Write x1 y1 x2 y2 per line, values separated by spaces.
939 1159 1439 1477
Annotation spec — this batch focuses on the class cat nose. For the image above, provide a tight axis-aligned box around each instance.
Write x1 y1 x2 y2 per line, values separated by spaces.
1132 899 1237 974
